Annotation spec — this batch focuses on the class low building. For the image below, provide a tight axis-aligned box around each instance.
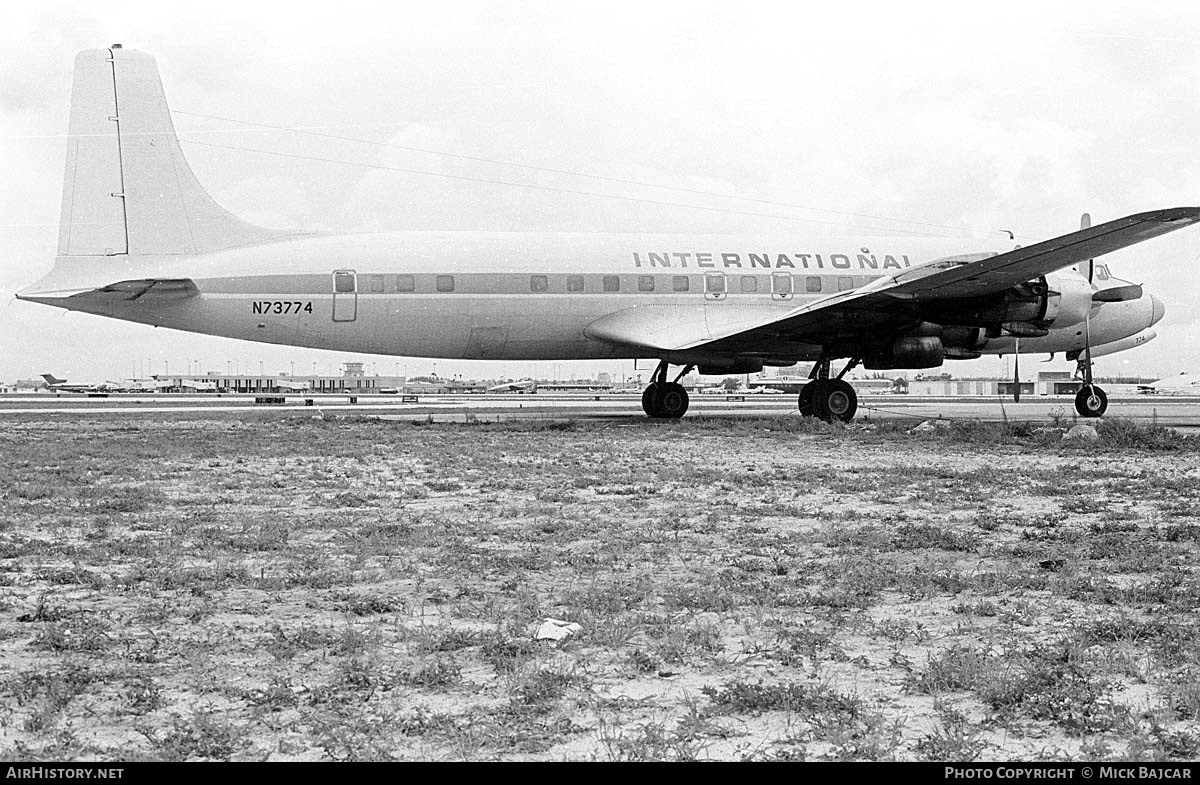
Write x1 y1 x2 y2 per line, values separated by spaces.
144 366 409 394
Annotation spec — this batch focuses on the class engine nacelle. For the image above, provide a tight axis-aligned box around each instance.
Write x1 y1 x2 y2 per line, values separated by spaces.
863 323 988 369
1040 270 1093 328
864 336 944 369
921 270 1093 332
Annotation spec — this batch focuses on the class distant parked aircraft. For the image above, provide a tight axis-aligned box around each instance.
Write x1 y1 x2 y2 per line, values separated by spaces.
487 378 537 393
1137 373 1200 395
40 374 124 393
180 379 218 392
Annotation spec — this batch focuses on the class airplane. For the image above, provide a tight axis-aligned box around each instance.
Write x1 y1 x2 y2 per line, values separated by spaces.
180 379 219 392
1137 373 1200 395
486 378 537 393
16 46 1196 422
128 378 173 392
40 374 125 393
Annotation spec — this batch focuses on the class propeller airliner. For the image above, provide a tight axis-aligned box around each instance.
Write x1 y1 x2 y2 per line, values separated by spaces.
17 47 1195 421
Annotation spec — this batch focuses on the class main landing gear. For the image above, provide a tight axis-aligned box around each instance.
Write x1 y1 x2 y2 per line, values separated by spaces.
798 358 859 423
642 361 693 419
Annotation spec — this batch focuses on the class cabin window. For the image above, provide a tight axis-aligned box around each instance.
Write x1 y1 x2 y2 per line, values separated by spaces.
638 275 655 292
530 275 548 293
705 273 726 293
740 275 758 293
773 272 792 294
567 275 585 293
396 274 415 292
806 276 822 293
436 275 455 293
837 276 854 292
603 275 620 292
369 275 385 293
672 275 690 292
334 272 355 293
1095 265 1110 281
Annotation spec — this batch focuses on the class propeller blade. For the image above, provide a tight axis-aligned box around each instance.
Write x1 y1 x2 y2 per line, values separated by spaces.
1083 310 1094 388
1013 338 1021 403
1081 213 1094 283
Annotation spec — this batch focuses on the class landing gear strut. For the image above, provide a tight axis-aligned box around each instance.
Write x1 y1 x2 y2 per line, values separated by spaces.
642 361 692 419
798 357 859 422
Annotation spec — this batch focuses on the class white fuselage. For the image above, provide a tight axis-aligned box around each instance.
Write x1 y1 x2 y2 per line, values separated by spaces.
20 230 1163 364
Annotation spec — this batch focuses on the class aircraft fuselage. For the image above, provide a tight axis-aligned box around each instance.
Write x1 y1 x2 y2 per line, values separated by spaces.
21 231 1161 364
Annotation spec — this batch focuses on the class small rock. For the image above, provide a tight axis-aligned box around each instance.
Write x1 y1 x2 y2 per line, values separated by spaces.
1063 424 1099 442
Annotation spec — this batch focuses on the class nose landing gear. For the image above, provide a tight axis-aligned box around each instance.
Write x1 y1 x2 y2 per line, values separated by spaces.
1072 347 1108 418
1073 242 1108 419
1075 383 1108 418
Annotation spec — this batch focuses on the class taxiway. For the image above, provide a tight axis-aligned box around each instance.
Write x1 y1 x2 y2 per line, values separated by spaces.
2 393 1199 430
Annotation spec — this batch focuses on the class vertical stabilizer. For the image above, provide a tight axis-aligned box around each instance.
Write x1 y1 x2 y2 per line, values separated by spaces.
58 46 289 257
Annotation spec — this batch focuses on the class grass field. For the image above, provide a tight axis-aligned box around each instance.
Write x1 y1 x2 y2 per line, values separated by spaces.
1 414 1198 761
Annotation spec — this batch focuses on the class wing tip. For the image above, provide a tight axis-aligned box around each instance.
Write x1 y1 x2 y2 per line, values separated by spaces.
1148 207 1200 223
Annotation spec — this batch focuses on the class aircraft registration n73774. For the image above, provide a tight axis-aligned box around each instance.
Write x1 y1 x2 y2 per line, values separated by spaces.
17 46 1198 421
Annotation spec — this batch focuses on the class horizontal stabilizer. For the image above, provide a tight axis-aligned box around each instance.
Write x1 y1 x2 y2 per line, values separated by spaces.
70 278 199 302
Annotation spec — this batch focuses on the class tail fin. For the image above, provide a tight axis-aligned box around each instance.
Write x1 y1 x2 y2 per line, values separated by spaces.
41 374 65 386
58 46 288 257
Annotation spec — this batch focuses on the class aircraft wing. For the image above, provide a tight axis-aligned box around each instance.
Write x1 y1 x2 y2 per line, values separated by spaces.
586 207 1200 358
884 207 1199 300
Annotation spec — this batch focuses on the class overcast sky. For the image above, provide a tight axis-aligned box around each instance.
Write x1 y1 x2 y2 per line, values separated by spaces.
3 0 1199 383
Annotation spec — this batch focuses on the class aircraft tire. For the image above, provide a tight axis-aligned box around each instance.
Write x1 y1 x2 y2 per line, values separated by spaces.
797 382 817 417
815 379 857 423
1074 385 1108 418
641 385 657 417
656 382 689 419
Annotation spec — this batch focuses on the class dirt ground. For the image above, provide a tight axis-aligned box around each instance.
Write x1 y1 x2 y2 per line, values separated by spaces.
0 415 1197 761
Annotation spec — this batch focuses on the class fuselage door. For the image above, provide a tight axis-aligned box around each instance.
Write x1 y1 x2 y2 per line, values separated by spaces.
772 272 794 301
332 270 357 322
704 273 727 301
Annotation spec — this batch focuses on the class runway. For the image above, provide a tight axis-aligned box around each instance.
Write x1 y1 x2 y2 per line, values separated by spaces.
3 392 1200 429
